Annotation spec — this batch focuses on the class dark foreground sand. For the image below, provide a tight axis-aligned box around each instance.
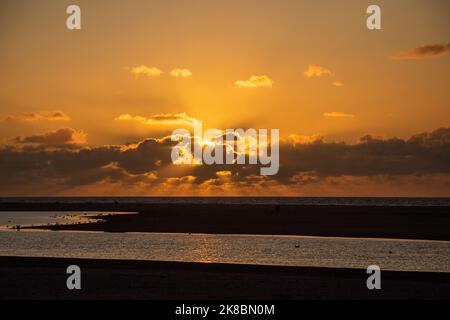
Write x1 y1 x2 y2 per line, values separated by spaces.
8 203 450 240
1 256 450 300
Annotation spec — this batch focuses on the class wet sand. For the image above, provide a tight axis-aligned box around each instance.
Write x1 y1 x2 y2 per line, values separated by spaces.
4 203 448 240
1 256 449 300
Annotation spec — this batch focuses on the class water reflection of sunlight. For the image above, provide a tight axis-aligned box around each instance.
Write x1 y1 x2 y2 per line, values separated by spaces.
186 234 226 264
1 231 449 272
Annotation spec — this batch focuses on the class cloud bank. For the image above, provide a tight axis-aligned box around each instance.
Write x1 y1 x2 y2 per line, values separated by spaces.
1 127 449 195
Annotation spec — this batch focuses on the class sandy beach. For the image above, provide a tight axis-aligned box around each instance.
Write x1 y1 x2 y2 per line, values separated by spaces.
1 256 450 300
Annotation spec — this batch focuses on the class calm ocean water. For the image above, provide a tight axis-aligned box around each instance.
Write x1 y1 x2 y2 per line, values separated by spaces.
1 230 449 273
0 211 449 273
1 197 450 206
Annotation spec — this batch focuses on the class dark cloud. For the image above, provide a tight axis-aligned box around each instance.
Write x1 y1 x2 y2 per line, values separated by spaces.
392 43 450 60
0 134 179 191
10 128 87 150
0 128 449 194
277 129 450 182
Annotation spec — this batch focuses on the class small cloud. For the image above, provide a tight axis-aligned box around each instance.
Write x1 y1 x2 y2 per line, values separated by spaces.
235 75 274 88
391 43 450 60
116 112 198 126
1 111 71 122
128 65 163 78
285 134 324 146
170 68 192 78
323 112 355 118
12 128 87 150
333 81 344 87
304 65 333 78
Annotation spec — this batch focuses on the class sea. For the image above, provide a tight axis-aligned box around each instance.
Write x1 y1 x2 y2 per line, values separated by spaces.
0 197 449 273
1 196 450 206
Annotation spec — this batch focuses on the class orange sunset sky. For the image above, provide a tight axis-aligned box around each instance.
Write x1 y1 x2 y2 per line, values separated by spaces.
0 0 449 196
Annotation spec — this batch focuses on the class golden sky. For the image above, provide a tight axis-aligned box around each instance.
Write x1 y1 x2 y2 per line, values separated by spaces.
0 0 449 196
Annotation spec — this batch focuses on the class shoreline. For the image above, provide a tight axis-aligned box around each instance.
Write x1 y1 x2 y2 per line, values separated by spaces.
1 256 450 300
